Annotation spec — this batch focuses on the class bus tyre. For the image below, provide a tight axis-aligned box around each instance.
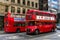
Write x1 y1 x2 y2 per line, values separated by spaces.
16 29 20 33
35 30 39 35
52 28 55 32
26 32 29 35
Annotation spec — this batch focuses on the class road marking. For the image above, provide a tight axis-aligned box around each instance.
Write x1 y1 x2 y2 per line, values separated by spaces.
0 34 17 38
43 39 50 40
0 35 6 37
5 36 20 39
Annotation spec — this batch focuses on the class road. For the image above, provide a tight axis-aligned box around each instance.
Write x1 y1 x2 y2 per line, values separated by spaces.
0 30 60 40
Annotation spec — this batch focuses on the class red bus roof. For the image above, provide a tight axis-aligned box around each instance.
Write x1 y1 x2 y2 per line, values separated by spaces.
28 9 56 15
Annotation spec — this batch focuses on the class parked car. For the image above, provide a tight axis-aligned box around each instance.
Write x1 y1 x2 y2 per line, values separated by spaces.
57 24 60 30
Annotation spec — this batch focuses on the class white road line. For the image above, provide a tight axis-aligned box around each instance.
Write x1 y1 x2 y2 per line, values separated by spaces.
0 34 15 37
5 36 20 39
0 35 6 37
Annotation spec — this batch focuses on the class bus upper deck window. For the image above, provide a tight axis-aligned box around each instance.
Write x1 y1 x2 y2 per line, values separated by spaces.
43 14 46 16
39 13 42 16
49 14 51 17
5 14 8 17
35 12 38 15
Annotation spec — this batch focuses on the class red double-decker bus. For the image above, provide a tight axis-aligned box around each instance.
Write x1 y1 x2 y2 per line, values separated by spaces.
26 10 56 34
4 12 26 33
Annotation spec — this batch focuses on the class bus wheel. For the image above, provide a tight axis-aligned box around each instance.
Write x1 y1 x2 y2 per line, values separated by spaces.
35 30 39 35
26 32 30 35
16 29 20 33
52 28 56 32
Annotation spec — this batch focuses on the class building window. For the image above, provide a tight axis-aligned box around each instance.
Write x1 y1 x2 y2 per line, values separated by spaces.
35 3 37 8
5 6 8 12
17 7 20 13
39 4 43 10
11 0 15 3
23 0 25 5
23 8 25 14
17 0 20 4
6 0 9 1
27 1 30 6
11 6 15 13
32 2 34 7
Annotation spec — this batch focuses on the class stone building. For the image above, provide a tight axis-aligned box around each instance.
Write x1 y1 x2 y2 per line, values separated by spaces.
0 0 39 15
0 0 39 30
39 0 48 11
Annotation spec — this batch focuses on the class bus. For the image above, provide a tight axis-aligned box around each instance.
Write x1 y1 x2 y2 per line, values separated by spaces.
26 10 56 34
4 12 26 33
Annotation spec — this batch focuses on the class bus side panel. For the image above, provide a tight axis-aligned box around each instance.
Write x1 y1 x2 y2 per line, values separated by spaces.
4 26 17 32
20 26 26 32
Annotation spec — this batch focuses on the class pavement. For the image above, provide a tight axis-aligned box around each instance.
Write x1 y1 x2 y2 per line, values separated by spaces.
0 31 4 34
0 30 60 40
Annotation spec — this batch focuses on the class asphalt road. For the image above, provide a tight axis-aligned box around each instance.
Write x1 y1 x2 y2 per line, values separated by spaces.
0 30 60 40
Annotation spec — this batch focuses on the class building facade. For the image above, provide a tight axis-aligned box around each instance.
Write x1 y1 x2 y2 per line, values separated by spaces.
0 0 39 30
48 0 59 14
58 0 60 13
39 0 48 11
57 0 60 23
0 0 39 15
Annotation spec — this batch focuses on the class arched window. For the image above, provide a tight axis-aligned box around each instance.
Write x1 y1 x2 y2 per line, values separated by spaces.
23 8 25 14
11 6 15 13
17 7 20 13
